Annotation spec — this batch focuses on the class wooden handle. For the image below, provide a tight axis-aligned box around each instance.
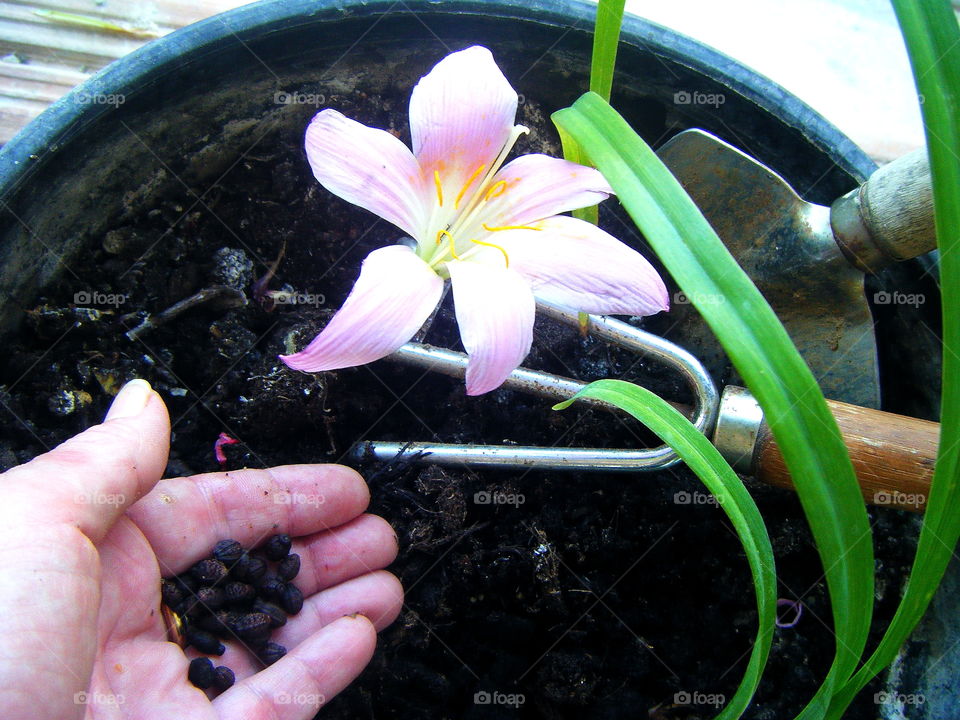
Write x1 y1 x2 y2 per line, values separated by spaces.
752 398 938 512
831 147 936 272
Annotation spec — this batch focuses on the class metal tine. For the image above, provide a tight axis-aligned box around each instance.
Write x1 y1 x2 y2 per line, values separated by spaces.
349 301 719 472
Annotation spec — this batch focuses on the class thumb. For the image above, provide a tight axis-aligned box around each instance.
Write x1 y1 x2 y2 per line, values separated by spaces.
2 379 170 543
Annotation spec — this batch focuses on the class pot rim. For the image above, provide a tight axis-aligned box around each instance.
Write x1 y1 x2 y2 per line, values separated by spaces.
0 0 874 200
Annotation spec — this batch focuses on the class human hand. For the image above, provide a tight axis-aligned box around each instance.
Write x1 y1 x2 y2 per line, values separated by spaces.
0 379 403 719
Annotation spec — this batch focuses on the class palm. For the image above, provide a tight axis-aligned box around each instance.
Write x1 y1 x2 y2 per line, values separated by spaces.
87 516 217 718
82 466 403 719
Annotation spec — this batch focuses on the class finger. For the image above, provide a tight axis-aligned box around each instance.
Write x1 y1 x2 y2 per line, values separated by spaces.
294 514 399 595
127 464 370 574
277 569 404 640
193 571 403 681
212 614 377 719
0 379 170 543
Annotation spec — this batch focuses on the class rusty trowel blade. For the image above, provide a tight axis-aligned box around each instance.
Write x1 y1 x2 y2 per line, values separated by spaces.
655 129 879 408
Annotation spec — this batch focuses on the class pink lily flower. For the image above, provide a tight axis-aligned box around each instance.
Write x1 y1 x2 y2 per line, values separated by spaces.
281 46 669 395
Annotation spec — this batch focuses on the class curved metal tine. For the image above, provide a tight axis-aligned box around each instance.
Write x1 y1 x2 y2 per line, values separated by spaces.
351 301 719 472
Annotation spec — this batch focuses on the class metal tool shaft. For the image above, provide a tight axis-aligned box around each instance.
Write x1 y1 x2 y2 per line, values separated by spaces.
350 302 719 472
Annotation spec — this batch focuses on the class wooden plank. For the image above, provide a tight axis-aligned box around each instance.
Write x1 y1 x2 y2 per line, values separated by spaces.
0 0 247 144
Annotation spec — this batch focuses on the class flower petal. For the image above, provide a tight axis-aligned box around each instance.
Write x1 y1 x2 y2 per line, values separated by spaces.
281 245 443 372
447 259 535 395
494 215 670 316
409 46 518 214
305 109 429 239
471 154 613 230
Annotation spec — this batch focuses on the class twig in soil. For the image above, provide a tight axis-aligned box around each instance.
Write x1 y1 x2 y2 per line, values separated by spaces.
407 521 490 552
124 285 246 340
360 441 433 484
252 240 287 310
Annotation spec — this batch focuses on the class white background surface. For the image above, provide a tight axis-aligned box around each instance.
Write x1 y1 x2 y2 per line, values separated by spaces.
626 0 927 162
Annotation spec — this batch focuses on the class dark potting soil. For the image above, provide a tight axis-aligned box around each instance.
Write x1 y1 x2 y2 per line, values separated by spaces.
0 89 918 719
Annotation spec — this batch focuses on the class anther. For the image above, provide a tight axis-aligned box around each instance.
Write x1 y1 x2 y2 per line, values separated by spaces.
434 170 444 207
455 164 487 209
470 238 510 268
482 222 541 232
484 180 508 201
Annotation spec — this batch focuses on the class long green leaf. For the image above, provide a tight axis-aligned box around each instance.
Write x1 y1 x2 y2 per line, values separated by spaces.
564 0 624 224
552 94 874 717
825 1 960 714
555 380 776 718
589 0 625 102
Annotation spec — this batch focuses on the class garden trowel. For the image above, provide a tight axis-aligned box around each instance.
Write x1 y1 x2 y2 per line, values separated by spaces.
654 129 936 408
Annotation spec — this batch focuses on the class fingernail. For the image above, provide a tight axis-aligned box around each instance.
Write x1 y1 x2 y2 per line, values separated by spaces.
106 379 153 420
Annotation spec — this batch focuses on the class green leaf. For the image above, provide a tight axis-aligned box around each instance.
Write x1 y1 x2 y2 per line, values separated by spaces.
552 94 874 717
562 0 625 225
590 0 626 103
558 125 597 225
824 1 960 714
555 380 776 718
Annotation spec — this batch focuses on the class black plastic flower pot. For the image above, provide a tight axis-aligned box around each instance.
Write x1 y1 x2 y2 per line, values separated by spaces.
0 1 945 718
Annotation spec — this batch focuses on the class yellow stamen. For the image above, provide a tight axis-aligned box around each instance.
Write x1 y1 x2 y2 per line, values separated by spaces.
470 238 510 268
482 222 541 232
484 180 508 201
434 170 444 207
436 229 453 246
455 164 486 209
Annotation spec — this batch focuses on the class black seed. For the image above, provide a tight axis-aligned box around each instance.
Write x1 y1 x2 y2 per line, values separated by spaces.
262 534 292 561
227 552 249 581
277 553 301 582
188 657 216 689
252 599 287 628
244 555 267 583
212 539 244 565
224 581 256 607
257 575 285 600
196 586 225 611
191 559 229 585
193 611 225 634
186 627 225 656
213 665 235 691
173 573 197 595
175 596 203 618
193 608 239 636
279 583 304 615
257 641 287 665
244 634 270 651
161 579 184 607
231 612 272 641
213 610 241 636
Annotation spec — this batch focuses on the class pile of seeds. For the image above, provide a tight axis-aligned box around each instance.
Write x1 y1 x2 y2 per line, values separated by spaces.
160 534 305 690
